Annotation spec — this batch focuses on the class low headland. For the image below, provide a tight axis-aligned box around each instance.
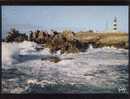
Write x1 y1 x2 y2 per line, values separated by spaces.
3 28 128 54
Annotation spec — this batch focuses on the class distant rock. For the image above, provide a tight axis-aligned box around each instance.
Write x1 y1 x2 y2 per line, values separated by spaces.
5 28 28 42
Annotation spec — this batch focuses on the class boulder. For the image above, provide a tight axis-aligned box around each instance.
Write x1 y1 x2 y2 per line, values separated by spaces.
5 28 28 42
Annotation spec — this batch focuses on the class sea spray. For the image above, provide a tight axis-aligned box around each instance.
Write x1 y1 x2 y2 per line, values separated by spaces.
18 41 37 55
88 44 94 50
2 42 20 65
2 42 128 93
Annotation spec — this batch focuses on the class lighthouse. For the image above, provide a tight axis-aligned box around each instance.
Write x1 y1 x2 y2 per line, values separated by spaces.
112 16 117 32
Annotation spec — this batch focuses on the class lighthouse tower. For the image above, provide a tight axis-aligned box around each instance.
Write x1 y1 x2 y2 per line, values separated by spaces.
112 16 117 32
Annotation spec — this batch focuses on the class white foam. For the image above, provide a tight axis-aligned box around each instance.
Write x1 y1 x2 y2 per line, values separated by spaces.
40 48 51 55
18 41 37 55
2 41 128 87
2 42 20 65
88 44 93 50
18 41 37 49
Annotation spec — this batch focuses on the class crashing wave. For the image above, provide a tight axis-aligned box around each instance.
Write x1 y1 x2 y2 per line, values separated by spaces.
2 42 20 65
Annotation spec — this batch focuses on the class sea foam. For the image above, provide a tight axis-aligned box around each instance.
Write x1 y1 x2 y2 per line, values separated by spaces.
2 42 20 65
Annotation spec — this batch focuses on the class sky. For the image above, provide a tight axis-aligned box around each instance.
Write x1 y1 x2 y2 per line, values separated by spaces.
2 6 128 38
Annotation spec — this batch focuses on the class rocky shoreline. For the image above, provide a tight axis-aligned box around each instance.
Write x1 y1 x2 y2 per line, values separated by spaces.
3 28 128 54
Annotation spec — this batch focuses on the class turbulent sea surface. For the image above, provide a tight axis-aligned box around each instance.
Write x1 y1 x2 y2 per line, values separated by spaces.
2 41 128 93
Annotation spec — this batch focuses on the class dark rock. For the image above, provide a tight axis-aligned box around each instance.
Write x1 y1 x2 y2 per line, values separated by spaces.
49 57 61 63
5 28 28 42
41 56 61 63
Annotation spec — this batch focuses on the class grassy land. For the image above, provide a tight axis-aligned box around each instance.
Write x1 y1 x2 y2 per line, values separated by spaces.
75 32 128 49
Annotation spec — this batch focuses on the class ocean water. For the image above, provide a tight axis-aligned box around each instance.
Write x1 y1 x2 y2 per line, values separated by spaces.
2 41 128 93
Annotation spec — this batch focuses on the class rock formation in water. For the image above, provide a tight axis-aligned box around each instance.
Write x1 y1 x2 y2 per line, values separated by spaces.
5 28 28 42
4 28 89 53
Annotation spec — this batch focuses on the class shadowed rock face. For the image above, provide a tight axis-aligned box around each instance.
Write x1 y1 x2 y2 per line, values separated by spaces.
5 28 28 42
29 30 52 44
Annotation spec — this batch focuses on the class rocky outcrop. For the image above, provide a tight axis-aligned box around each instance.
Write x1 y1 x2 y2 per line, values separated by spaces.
62 30 75 41
4 29 88 53
5 28 28 42
29 30 51 44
